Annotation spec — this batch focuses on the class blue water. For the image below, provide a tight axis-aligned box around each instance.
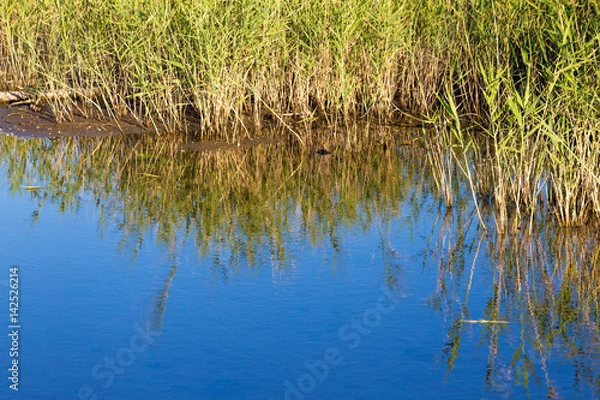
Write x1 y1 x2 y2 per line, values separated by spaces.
1 136 599 400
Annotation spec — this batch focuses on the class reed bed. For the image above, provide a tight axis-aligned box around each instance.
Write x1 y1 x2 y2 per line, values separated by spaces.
0 0 412 134
421 1 600 229
1 0 599 228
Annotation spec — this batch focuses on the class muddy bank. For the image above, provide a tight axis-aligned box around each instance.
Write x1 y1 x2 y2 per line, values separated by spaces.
0 105 283 154
0 104 403 157
0 105 146 138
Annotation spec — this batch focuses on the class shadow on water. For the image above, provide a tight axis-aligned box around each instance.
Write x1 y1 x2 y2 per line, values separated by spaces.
2 126 600 397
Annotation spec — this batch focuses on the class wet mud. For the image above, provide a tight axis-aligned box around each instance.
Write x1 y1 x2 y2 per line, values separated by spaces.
0 105 145 138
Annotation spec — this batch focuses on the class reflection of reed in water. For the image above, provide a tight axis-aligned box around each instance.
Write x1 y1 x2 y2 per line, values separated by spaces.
150 264 178 331
0 126 422 288
429 201 600 398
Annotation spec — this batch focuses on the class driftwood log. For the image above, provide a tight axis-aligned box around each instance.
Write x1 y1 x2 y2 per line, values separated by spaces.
0 88 98 104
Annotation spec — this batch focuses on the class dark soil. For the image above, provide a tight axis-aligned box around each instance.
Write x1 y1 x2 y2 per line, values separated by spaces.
0 104 146 138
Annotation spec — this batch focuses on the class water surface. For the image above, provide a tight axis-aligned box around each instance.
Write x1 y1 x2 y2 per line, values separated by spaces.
1 132 599 399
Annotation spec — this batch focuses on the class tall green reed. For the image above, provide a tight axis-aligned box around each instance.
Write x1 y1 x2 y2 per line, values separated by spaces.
425 0 600 229
0 0 410 134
